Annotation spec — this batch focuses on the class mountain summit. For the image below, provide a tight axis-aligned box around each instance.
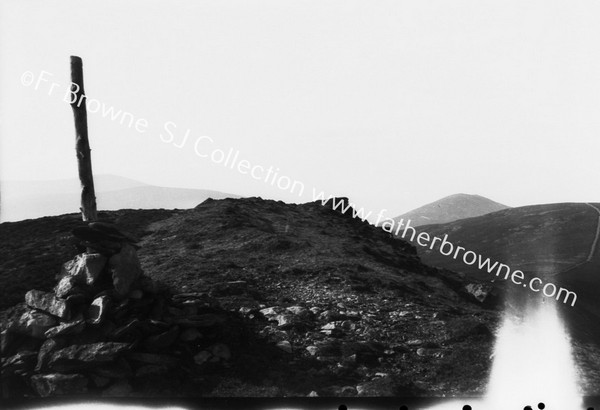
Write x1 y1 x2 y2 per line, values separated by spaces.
394 193 509 227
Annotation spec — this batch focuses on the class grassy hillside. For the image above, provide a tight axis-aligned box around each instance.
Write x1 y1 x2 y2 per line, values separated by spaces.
410 203 597 277
394 194 509 227
399 202 600 391
0 197 500 396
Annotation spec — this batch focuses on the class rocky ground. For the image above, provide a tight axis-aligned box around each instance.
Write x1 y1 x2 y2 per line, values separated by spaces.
1 197 501 398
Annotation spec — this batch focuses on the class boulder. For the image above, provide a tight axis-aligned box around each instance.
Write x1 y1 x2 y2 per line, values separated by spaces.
259 326 289 342
25 290 70 320
465 283 493 303
44 317 85 338
30 373 88 397
49 342 131 372
2 351 37 376
319 310 346 322
238 306 260 318
356 376 397 396
286 306 311 318
0 330 10 354
36 338 66 372
62 253 107 286
275 314 296 329
259 307 279 317
109 243 143 297
54 276 79 299
340 385 357 396
306 345 318 356
13 310 58 338
320 322 344 337
416 347 444 358
276 341 292 353
87 296 111 325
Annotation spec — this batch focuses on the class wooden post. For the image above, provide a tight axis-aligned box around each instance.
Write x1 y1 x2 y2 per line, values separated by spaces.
70 56 97 221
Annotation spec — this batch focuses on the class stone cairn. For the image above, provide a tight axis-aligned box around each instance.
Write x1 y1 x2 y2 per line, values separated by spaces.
1 222 233 397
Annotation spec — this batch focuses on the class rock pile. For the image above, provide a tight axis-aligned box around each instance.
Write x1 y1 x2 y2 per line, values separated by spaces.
0 222 239 397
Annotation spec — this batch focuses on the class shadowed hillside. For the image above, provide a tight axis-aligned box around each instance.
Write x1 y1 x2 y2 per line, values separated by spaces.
411 203 598 278
399 202 600 393
1 197 500 397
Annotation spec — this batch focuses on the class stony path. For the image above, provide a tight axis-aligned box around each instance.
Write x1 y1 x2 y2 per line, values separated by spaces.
562 203 600 273
585 203 600 261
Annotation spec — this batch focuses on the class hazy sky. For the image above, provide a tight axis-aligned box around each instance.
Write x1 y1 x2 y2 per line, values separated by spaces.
2 0 600 217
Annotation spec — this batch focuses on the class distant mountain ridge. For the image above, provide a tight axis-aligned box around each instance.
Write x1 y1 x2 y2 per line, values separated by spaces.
0 174 239 222
394 193 509 227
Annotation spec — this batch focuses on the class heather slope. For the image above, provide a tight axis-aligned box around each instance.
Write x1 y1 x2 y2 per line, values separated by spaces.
0 197 500 396
399 202 600 392
411 203 598 277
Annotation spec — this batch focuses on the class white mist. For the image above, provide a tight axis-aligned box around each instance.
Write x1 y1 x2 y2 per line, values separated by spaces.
485 298 582 409
425 298 583 410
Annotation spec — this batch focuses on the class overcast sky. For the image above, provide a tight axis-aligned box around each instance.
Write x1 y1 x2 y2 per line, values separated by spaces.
1 0 599 217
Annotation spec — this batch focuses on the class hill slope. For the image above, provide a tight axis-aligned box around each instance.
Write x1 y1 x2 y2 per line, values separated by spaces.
0 197 500 397
410 203 597 277
399 202 600 392
394 194 509 227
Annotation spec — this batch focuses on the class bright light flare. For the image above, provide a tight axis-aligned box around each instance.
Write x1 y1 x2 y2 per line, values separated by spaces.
485 299 582 409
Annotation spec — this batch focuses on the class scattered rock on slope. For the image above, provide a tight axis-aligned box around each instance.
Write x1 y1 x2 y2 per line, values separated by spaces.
1 198 501 397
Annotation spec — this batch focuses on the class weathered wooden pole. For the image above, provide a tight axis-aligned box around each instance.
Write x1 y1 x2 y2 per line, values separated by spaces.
70 55 97 221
